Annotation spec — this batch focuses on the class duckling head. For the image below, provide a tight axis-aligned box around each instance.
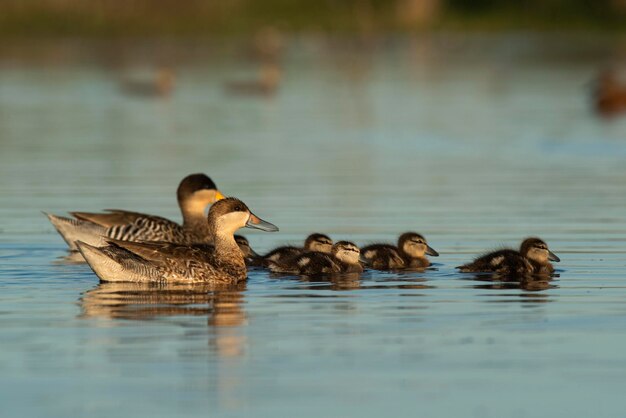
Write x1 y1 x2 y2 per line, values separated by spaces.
520 238 560 264
209 197 278 236
398 232 439 258
332 241 361 265
177 173 226 215
234 235 259 258
304 233 333 253
156 68 175 95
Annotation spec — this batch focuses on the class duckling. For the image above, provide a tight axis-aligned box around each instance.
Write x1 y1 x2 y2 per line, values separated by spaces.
121 68 175 98
361 232 439 270
225 64 281 96
330 241 363 274
262 233 333 265
46 173 225 251
268 241 362 275
593 69 626 117
457 237 560 278
234 235 261 266
76 198 278 284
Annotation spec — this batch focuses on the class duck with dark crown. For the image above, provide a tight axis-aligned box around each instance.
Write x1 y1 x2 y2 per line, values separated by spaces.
361 232 439 270
457 237 560 278
268 241 362 275
46 173 225 251
77 198 278 284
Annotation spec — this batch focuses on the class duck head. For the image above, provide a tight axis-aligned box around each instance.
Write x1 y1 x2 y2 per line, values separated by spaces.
304 233 333 253
209 197 278 236
520 237 560 264
177 173 225 215
332 241 361 265
398 232 439 258
234 235 260 258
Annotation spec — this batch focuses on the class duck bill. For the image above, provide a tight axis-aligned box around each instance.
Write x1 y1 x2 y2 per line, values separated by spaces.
548 250 560 262
426 245 439 257
214 190 226 201
246 213 279 232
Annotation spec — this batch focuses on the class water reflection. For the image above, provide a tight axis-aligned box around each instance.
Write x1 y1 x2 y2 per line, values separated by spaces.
301 273 363 290
465 274 559 292
80 281 248 361
80 281 246 323
271 270 435 292
56 251 85 264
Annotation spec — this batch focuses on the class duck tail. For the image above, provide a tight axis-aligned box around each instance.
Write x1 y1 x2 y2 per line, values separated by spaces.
77 241 161 283
45 212 108 250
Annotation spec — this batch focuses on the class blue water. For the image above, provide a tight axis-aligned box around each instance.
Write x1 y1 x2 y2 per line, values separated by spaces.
1 33 626 417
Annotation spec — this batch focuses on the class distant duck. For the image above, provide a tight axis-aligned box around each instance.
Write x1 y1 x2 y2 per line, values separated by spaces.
593 70 626 117
225 64 281 96
261 233 333 265
77 197 278 284
361 232 439 270
46 173 225 251
268 241 362 275
234 235 261 266
249 26 285 63
121 68 175 98
457 237 560 278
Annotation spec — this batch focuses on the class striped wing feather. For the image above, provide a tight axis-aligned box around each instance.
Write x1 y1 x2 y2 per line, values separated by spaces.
71 209 155 228
106 216 186 243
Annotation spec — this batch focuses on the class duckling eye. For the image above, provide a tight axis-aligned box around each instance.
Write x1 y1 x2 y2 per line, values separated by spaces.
234 205 243 212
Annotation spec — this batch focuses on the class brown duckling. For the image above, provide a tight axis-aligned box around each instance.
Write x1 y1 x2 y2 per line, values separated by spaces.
361 232 439 270
268 241 362 275
225 64 281 96
121 68 175 98
262 233 333 265
76 198 278 284
234 235 261 266
457 237 560 278
593 70 626 117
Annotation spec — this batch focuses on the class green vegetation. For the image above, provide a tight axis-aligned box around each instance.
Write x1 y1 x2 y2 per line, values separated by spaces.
0 0 624 37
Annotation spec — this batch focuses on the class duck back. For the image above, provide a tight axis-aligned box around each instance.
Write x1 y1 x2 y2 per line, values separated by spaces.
458 249 532 278
361 244 406 270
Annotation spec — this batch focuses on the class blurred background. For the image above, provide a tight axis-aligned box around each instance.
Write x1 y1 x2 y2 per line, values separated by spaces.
1 0 626 35
0 0 625 240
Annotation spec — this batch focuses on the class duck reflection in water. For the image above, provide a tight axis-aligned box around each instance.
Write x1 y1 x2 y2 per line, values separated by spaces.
300 272 363 291
80 281 247 356
468 274 558 292
274 270 434 292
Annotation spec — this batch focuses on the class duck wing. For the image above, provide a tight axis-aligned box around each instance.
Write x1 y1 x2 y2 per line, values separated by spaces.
106 239 213 265
71 209 156 228
105 216 187 243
